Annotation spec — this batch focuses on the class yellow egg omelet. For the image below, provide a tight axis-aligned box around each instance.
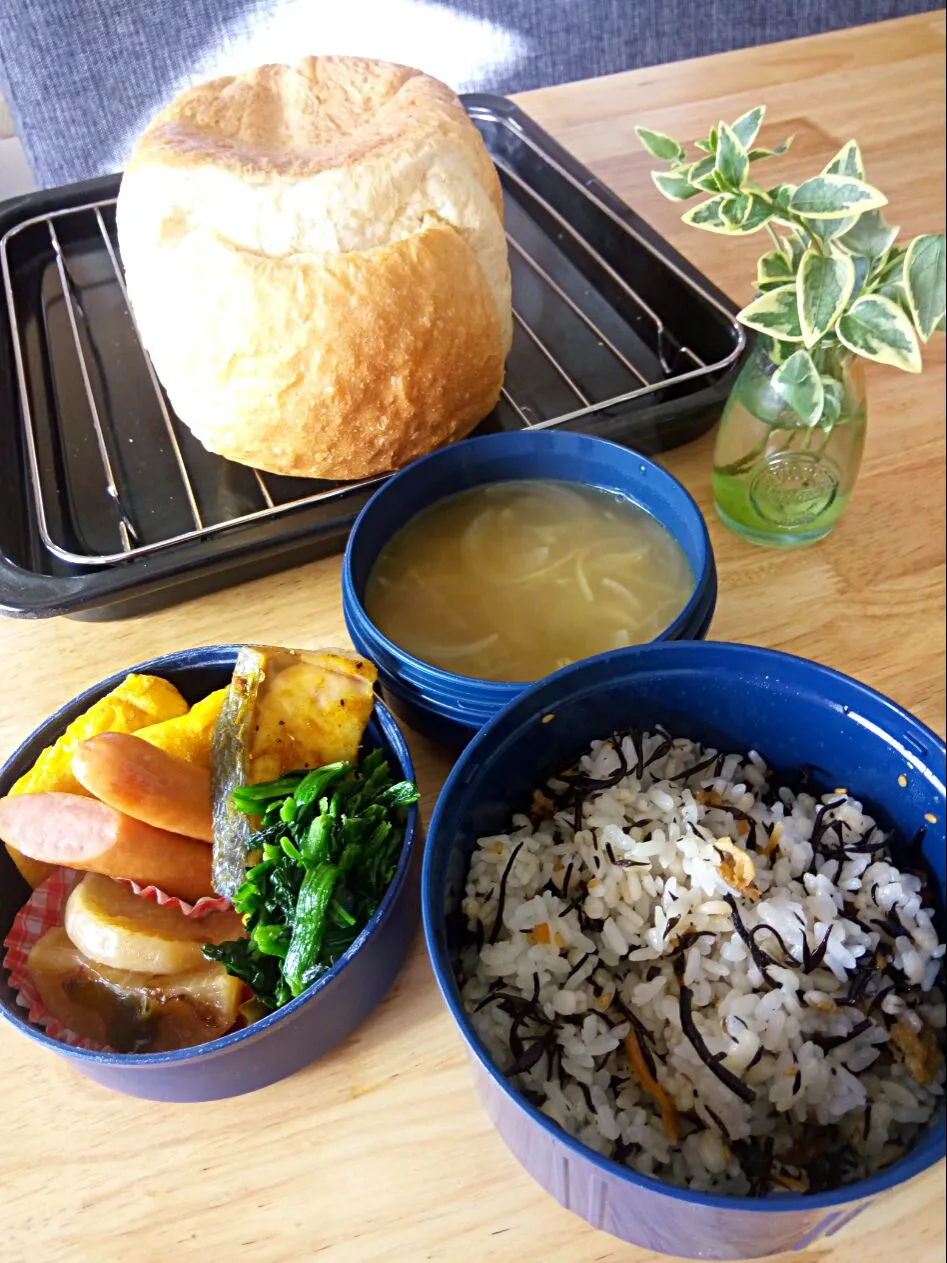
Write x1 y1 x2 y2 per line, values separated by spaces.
4 673 189 888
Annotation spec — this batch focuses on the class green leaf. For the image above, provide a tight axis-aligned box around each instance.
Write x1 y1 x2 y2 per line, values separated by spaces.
876 281 909 308
758 250 795 287
763 336 799 366
781 230 807 269
651 169 702 201
748 137 794 161
851 253 871 299
720 193 752 226
769 184 796 209
904 233 947 341
737 285 804 341
714 121 749 191
771 348 824 425
797 249 856 347
738 198 776 234
731 105 765 149
807 214 858 243
635 126 685 162
872 246 907 285
682 192 771 236
836 208 900 260
694 138 714 153
837 293 923 372
936 313 946 334
790 175 887 219
681 194 732 233
687 155 720 192
767 184 798 226
822 140 865 181
820 376 845 426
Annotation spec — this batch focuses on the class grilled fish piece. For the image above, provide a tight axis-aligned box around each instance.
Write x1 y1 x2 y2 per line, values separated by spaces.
211 645 377 897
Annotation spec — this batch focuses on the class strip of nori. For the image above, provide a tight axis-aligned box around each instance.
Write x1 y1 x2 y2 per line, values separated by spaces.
564 951 593 982
721 805 761 851
749 922 798 965
610 994 658 1054
808 798 847 863
560 861 574 897
643 737 674 770
488 841 525 945
676 969 757 1105
611 1137 639 1165
732 1136 774 1197
671 751 719 783
801 924 834 974
814 1018 873 1052
704 1105 732 1141
558 732 630 793
725 893 780 979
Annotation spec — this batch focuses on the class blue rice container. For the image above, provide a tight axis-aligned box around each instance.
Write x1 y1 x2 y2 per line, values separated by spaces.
422 641 946 1258
0 646 419 1102
342 430 717 749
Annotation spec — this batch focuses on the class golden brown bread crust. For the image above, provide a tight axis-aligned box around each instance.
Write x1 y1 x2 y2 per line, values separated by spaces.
137 224 506 479
117 57 512 478
130 58 505 221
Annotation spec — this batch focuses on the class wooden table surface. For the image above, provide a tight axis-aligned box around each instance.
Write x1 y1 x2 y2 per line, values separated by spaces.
1 13 944 1263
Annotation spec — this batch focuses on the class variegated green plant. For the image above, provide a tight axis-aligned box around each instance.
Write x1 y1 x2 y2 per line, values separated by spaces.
637 109 946 427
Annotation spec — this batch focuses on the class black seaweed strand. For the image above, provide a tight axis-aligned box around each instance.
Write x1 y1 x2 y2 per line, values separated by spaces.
488 841 525 945
724 894 780 980
801 924 834 974
676 969 757 1105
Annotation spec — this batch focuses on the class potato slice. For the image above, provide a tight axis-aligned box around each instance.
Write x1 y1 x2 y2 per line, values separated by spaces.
27 927 243 1053
64 873 244 974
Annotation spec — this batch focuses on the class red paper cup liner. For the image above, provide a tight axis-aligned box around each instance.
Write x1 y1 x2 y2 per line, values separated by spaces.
114 879 231 917
2 869 233 1051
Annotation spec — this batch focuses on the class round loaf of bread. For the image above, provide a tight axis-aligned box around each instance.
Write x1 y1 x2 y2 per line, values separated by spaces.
117 57 512 480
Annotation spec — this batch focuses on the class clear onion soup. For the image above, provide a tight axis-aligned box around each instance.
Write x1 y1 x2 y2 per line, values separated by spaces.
364 480 694 683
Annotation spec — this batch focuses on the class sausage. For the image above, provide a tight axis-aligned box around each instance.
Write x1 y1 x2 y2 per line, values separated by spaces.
72 733 213 843
0 793 214 903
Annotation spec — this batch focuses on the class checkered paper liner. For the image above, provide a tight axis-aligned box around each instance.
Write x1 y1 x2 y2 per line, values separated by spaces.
2 868 232 1051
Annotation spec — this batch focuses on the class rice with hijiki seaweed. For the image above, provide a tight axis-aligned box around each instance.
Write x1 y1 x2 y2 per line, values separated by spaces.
457 729 946 1195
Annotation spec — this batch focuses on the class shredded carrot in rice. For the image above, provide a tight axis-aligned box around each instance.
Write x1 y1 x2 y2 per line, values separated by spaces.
759 823 782 857
530 923 551 944
772 1173 809 1193
624 1031 679 1141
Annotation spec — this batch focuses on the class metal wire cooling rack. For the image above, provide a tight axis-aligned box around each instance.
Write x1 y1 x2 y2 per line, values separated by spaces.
0 95 744 614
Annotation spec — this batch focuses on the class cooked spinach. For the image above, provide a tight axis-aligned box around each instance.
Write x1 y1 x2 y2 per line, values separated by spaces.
203 749 419 1009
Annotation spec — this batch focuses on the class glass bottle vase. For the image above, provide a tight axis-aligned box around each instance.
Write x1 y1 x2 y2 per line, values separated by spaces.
712 342 867 548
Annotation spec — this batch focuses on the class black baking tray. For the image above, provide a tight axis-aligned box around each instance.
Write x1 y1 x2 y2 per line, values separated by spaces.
0 93 746 620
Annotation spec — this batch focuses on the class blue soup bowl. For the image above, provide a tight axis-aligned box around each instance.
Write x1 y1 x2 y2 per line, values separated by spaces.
421 641 946 1259
0 645 419 1102
342 430 717 750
